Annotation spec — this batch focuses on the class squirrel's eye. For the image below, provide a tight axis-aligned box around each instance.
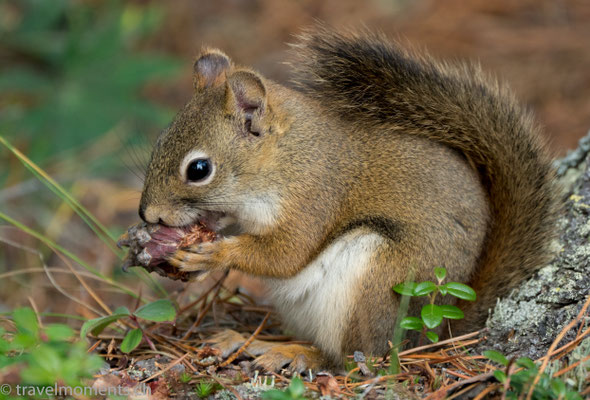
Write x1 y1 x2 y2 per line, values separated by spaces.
186 158 211 182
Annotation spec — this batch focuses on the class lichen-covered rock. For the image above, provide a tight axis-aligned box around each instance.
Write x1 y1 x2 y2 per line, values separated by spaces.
481 130 590 360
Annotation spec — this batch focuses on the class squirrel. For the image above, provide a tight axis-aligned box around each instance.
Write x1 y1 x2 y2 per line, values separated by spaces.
138 27 559 371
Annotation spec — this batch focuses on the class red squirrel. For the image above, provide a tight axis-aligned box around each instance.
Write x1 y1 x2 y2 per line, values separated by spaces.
138 28 558 371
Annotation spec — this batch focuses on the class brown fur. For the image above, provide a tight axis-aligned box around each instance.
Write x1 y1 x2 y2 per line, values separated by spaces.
290 27 560 332
139 27 559 369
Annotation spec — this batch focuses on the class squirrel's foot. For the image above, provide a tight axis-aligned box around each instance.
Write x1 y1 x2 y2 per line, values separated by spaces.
206 330 324 372
253 344 324 373
207 329 274 358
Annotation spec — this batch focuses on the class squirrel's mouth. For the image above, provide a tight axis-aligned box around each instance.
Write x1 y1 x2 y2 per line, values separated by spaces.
195 210 241 237
196 210 225 233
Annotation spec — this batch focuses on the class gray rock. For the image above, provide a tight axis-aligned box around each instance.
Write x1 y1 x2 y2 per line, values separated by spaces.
481 129 590 360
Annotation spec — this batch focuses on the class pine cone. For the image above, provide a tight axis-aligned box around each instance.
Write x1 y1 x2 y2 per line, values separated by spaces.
117 222 216 282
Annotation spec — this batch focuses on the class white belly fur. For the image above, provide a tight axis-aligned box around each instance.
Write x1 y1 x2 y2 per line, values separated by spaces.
265 230 383 359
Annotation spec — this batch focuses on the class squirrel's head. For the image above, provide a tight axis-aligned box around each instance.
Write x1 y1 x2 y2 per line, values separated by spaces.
139 49 287 235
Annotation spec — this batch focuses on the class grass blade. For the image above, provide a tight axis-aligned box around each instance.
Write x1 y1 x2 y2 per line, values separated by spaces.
0 210 139 299
0 135 168 297
0 135 118 250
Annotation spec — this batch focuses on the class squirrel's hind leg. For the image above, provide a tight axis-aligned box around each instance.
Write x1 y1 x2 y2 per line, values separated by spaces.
207 329 325 372
207 329 273 358
253 344 324 373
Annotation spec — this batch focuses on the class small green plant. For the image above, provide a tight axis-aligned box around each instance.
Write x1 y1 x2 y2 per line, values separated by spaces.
393 267 476 343
80 299 176 353
179 372 193 384
344 359 357 372
484 350 583 399
0 307 103 387
262 377 307 400
194 381 215 398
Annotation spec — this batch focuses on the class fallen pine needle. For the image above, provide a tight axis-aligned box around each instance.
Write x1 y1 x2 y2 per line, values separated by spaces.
444 369 472 380
424 371 494 400
219 312 270 367
526 292 590 400
398 330 483 356
472 382 498 400
181 273 227 341
553 354 590 378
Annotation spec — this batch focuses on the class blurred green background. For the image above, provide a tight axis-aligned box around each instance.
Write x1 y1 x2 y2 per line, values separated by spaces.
0 0 180 177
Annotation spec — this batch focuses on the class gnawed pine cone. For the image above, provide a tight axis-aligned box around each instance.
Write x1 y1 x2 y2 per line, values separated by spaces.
117 222 216 282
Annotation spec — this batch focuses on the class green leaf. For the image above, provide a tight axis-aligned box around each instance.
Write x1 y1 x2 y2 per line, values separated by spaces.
30 344 61 377
11 332 38 350
80 311 130 338
484 350 509 367
13 307 39 336
445 282 477 301
493 370 507 384
45 324 74 341
0 333 9 354
120 329 142 353
439 305 464 320
20 364 56 385
0 68 52 93
262 391 291 400
60 342 103 383
287 377 305 398
438 285 448 296
515 357 537 371
434 267 446 281
421 304 443 329
413 281 437 296
565 391 583 400
550 378 566 396
133 299 176 322
393 282 417 296
113 306 131 316
262 377 306 400
512 368 536 385
426 331 439 343
399 317 424 331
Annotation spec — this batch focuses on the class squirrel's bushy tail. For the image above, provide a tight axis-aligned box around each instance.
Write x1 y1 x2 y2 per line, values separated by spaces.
291 27 560 329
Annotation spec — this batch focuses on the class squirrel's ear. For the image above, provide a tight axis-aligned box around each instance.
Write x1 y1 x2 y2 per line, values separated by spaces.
193 50 232 90
225 70 267 136
226 70 267 114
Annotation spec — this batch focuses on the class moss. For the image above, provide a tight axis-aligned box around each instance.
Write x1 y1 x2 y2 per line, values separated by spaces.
546 337 590 393
213 377 279 400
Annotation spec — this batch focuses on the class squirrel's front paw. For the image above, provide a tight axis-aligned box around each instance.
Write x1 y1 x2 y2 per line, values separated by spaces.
168 241 221 272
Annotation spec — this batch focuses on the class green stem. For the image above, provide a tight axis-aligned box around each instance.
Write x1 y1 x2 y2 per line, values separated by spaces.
0 210 139 299
0 135 168 297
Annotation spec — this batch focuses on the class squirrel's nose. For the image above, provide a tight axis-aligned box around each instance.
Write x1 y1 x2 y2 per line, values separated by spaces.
142 205 172 225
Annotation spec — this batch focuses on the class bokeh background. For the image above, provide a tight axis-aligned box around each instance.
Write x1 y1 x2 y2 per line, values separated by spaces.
1 0 590 315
